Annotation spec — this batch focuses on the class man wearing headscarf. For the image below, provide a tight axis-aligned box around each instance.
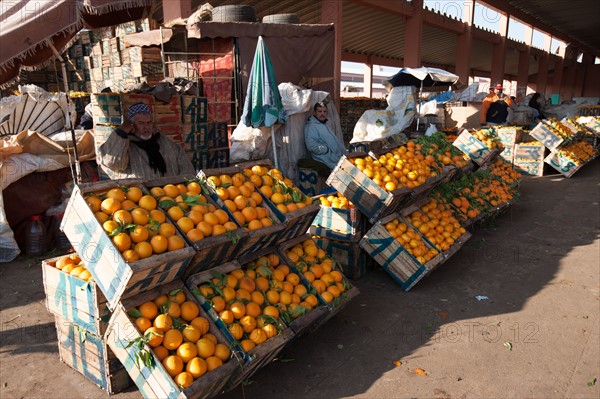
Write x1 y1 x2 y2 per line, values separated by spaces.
97 103 195 179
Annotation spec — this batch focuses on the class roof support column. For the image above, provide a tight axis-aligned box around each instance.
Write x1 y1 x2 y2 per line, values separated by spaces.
536 34 552 95
490 11 508 85
561 45 578 101
516 24 533 101
322 0 343 105
364 60 373 98
580 52 595 97
403 0 423 68
163 0 191 23
455 0 475 85
552 44 565 100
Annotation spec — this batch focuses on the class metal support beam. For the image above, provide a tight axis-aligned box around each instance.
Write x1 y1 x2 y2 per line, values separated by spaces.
322 0 343 106
403 0 423 68
490 12 508 85
455 0 475 85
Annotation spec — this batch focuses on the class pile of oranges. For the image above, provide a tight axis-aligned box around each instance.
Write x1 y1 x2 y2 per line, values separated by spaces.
205 173 277 231
148 181 238 243
196 254 307 352
243 165 313 214
557 141 597 164
85 186 186 262
415 132 470 168
489 159 521 185
129 290 230 389
470 129 503 149
51 252 92 281
283 238 350 304
318 192 354 209
383 218 439 264
405 198 467 252
349 141 438 192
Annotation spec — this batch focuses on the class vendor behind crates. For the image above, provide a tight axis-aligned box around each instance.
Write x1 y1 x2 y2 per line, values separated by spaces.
480 84 514 126
97 103 195 179
303 102 346 173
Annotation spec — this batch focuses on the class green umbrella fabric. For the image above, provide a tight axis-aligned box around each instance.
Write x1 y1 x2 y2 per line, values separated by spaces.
241 36 287 128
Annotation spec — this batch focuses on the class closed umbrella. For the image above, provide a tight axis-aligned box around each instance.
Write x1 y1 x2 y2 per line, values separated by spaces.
241 36 287 169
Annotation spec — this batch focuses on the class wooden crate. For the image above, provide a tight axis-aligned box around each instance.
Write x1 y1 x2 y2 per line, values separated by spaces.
90 93 121 124
277 234 360 324
154 96 182 124
188 147 231 171
43 257 110 336
513 143 546 176
143 176 248 277
313 237 375 280
359 213 443 291
297 167 326 197
61 180 195 311
105 281 242 399
496 126 522 147
186 263 293 389
544 150 583 178
499 144 515 164
275 202 321 244
55 316 131 394
183 96 208 124
452 129 497 166
326 154 412 224
530 122 564 150
309 205 367 243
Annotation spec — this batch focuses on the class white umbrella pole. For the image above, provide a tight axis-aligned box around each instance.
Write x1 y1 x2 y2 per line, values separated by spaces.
271 126 279 170
416 80 423 132
50 43 82 184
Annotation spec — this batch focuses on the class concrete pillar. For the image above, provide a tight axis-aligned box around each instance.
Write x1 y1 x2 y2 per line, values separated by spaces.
536 55 549 95
580 53 596 98
163 0 191 23
516 24 532 101
490 12 508 85
363 62 373 98
561 46 578 101
321 0 343 105
455 0 475 85
403 0 423 68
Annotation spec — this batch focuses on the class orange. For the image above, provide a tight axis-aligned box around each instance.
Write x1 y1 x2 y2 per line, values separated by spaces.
228 323 244 340
304 294 318 308
163 329 183 350
134 317 152 333
229 301 246 319
263 305 279 318
176 342 198 363
211 296 226 313
260 218 273 227
154 295 169 308
254 276 269 292
239 315 257 333
196 338 216 359
247 220 262 231
190 317 210 335
214 344 230 362
131 208 150 225
241 207 257 222
158 223 176 238
101 198 121 215
177 301 198 321
223 199 236 212
169 290 186 304
195 221 213 237
271 193 285 205
215 187 229 201
182 325 201 342
232 211 246 226
205 356 223 372
138 195 157 211
133 241 153 260
321 290 334 303
174 371 194 388
154 314 173 332
187 228 205 242
167 236 185 252
240 339 256 352
187 182 202 194
235 288 252 302
218 310 234 325
102 220 120 235
120 200 137 211
162 355 184 378
262 324 278 339
150 209 166 223
186 357 207 378
145 326 164 347
226 186 241 199
112 233 131 252
106 188 127 202
233 195 248 211
85 195 102 212
249 328 267 345
125 186 143 202
212 209 229 224
163 184 180 198
129 225 149 244
293 284 307 298
212 225 226 236
167 206 185 221
153 345 169 362
150 187 166 197
238 277 255 293
150 235 168 254
222 287 236 302
176 217 195 233
203 333 218 345
139 301 159 319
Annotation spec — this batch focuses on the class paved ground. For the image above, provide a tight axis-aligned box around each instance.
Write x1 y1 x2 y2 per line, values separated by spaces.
1 161 599 399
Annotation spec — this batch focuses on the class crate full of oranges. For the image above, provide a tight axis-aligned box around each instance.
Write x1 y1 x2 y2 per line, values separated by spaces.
310 192 367 242
240 162 320 243
105 280 242 398
186 259 295 389
198 169 285 255
144 176 249 276
61 179 195 311
359 213 444 291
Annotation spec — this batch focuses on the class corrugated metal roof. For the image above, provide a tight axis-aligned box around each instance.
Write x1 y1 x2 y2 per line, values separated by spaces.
176 0 597 79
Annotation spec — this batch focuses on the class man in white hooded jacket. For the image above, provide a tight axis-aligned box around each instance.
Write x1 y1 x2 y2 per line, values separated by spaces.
304 102 346 170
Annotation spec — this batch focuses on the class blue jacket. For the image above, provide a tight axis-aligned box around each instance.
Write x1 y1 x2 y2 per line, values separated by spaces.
304 116 346 169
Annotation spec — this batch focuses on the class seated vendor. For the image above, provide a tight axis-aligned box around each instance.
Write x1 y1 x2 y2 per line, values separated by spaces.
303 102 346 171
97 103 195 179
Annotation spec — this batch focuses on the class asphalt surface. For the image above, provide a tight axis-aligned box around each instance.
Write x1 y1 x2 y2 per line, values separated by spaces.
1 160 598 399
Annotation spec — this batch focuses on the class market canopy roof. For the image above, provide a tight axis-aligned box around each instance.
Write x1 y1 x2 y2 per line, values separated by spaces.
384 67 459 88
0 0 153 86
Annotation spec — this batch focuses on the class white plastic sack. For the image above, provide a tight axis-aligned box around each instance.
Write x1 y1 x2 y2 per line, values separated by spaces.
419 99 438 116
278 83 328 116
425 124 438 136
507 105 533 125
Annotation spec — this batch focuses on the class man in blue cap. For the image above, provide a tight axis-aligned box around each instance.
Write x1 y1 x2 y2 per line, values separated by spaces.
97 103 195 179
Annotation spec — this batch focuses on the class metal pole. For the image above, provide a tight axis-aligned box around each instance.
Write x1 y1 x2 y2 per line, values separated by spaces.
271 126 279 170
416 80 423 132
50 43 82 184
